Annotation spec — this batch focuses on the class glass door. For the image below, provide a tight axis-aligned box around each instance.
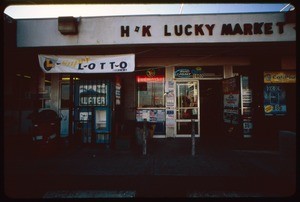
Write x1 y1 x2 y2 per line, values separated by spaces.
175 81 200 137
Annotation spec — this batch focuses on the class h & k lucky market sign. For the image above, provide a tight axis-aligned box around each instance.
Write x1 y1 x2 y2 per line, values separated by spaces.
38 54 135 73
18 13 295 47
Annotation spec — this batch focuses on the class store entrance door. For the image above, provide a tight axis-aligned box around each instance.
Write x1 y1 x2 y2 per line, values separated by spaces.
199 80 223 146
175 81 199 137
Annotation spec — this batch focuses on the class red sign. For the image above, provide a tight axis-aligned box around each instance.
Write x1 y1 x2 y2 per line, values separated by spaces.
136 76 164 83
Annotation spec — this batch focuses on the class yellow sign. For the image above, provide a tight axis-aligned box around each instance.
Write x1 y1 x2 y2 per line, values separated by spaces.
264 71 296 83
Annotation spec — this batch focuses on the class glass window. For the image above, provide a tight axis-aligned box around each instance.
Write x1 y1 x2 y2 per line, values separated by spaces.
95 110 107 131
137 69 165 108
61 83 70 108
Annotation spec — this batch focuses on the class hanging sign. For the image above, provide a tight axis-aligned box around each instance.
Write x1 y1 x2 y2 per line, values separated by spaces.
79 84 107 106
38 54 135 73
264 71 296 83
174 66 223 79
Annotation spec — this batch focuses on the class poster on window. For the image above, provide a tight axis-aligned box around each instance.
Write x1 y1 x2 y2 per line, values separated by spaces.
60 109 69 137
136 109 165 122
166 110 175 127
222 76 240 125
224 94 239 108
264 84 287 116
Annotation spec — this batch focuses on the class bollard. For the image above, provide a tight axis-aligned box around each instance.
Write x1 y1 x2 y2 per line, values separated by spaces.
142 119 147 156
191 119 195 156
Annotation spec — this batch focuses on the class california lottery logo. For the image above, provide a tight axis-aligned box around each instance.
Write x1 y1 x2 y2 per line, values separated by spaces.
43 58 55 71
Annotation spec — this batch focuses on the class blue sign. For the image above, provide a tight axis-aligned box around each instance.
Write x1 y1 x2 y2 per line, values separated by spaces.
263 84 287 116
175 66 223 79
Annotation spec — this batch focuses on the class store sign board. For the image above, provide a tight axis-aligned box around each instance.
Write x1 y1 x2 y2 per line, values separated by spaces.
136 76 164 83
38 54 135 73
174 66 223 79
264 71 296 83
79 84 107 106
18 13 295 47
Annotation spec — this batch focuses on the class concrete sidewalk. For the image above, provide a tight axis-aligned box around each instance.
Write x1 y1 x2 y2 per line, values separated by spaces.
4 137 297 198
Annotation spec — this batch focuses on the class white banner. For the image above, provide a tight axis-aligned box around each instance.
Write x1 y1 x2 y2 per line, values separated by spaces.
38 54 135 73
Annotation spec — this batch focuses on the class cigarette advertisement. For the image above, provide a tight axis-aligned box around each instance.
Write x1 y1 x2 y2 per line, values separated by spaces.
264 84 287 116
136 109 166 122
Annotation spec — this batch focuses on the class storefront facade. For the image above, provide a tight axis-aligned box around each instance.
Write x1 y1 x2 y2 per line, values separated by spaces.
4 11 296 149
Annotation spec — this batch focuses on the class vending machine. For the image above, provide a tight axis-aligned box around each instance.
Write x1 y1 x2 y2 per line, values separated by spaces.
74 80 113 144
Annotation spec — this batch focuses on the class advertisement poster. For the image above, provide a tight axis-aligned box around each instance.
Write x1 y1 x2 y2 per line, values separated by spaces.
222 76 240 125
224 94 239 108
166 92 175 107
136 109 165 122
264 71 296 83
223 108 239 124
264 84 287 116
242 117 253 138
60 109 69 137
38 54 135 73
166 110 175 127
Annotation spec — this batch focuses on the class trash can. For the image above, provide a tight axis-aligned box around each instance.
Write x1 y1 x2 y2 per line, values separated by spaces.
278 130 296 176
278 130 296 157
28 109 61 152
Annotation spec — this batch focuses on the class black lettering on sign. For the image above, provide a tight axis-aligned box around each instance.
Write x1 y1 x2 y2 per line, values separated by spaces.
243 24 253 35
164 25 171 36
121 26 130 37
195 24 204 35
88 63 95 70
100 63 105 70
221 24 233 35
142 25 151 37
254 23 263 34
233 24 243 35
264 23 273 34
120 62 127 69
205 24 215 36
174 25 183 36
276 22 285 34
184 24 192 36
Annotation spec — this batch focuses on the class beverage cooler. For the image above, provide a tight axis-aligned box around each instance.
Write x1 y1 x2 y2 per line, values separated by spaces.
74 80 113 144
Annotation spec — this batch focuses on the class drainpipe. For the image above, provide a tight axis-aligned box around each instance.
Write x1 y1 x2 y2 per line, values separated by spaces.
69 75 74 137
142 119 147 156
191 119 196 156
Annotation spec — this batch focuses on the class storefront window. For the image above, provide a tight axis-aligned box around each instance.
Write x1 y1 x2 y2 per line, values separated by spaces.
61 83 70 108
136 69 165 108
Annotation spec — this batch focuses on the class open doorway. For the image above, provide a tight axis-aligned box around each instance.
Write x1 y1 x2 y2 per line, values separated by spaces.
199 80 224 147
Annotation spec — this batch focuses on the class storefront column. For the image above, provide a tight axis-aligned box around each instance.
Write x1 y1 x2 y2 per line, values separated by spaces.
50 74 60 112
38 71 45 95
165 67 175 138
68 75 74 137
223 65 233 78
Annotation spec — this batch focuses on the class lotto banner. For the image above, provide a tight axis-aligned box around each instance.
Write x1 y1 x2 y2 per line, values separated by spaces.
38 54 135 73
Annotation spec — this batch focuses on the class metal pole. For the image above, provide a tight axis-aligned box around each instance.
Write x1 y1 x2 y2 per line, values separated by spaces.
142 118 147 156
191 119 195 156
